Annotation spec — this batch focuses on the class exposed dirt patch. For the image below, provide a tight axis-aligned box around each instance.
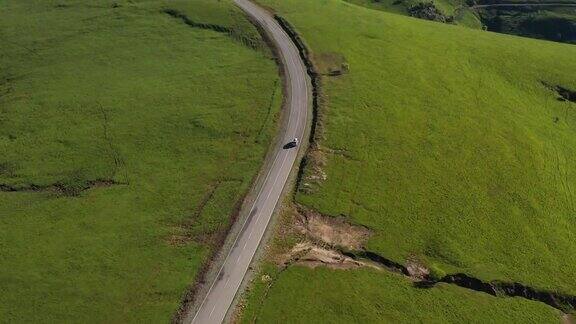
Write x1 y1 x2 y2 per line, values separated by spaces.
563 313 575 324
312 52 349 76
294 205 372 251
282 242 375 270
405 257 430 280
272 206 415 276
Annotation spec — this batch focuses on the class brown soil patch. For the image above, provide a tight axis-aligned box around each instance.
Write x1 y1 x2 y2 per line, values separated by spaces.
282 242 378 270
406 258 430 281
563 313 575 324
295 205 372 251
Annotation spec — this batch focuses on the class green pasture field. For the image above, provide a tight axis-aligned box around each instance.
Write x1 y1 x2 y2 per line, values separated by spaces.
240 265 562 323
239 0 576 320
0 0 280 322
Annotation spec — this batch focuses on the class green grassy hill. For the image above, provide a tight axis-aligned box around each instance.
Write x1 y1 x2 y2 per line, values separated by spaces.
0 0 280 322
240 0 576 321
242 266 561 323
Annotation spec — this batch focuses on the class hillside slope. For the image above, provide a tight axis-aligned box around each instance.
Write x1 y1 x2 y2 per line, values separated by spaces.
239 0 576 321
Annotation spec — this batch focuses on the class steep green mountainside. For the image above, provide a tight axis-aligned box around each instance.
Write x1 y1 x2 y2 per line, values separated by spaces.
0 0 280 322
239 0 576 321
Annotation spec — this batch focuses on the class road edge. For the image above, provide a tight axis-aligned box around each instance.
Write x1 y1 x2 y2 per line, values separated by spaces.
173 2 312 323
224 10 323 324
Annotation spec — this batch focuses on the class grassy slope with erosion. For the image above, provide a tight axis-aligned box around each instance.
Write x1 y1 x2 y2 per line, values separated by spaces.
241 265 560 323
240 0 576 320
0 0 280 322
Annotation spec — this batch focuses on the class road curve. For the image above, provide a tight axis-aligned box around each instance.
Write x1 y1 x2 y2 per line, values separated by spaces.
189 1 310 323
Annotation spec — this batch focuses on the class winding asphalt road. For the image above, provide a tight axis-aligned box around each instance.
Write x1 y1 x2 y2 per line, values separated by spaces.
190 1 310 323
